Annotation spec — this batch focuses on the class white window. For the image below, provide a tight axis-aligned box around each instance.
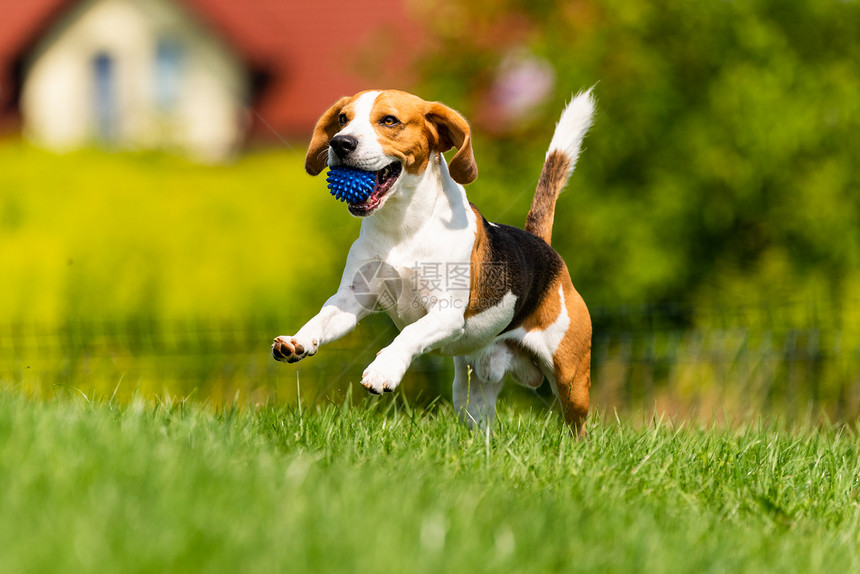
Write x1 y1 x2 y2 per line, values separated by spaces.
154 38 184 111
92 52 117 142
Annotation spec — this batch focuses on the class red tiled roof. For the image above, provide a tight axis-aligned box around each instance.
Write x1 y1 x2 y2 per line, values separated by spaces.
0 0 67 129
0 0 68 59
0 0 423 139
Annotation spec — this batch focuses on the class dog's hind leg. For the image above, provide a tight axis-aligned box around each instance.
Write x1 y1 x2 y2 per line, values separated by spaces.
548 284 592 439
518 274 592 438
452 355 504 431
546 349 591 439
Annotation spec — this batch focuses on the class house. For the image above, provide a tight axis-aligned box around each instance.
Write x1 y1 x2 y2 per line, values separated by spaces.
0 0 421 161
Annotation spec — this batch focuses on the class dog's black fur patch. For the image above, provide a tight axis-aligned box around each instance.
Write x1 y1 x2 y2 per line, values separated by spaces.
471 213 564 332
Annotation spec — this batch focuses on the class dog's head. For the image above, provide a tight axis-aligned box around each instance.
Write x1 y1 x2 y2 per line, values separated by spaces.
305 90 477 217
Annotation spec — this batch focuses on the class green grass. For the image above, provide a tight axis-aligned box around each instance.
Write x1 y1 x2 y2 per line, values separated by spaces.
1 388 858 573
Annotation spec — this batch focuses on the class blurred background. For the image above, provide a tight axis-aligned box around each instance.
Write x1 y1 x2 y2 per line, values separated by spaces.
1 0 858 424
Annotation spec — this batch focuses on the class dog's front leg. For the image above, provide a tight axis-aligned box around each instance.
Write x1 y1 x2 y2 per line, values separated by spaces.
360 310 465 394
272 290 369 364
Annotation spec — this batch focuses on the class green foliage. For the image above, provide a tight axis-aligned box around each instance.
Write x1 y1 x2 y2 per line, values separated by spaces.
1 391 859 573
0 142 358 323
416 0 860 310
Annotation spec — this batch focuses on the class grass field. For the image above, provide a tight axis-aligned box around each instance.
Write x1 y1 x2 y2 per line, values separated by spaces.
1 387 858 573
3 142 860 572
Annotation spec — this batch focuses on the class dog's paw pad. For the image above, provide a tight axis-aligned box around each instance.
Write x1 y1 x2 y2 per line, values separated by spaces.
272 336 317 363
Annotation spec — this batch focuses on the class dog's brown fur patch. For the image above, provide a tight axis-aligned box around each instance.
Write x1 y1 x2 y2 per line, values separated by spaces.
525 150 572 245
521 265 592 437
370 91 435 176
369 90 477 184
305 95 356 175
465 205 504 318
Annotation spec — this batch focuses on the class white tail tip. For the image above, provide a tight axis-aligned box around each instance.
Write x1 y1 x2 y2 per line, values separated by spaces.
547 88 596 170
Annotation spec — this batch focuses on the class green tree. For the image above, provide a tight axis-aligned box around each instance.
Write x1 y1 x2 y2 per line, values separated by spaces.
416 0 860 317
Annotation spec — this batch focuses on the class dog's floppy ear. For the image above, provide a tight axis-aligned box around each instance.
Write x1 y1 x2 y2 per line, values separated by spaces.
425 102 478 185
305 96 352 176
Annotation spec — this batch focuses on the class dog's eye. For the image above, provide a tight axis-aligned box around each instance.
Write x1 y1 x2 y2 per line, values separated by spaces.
381 115 400 127
338 113 348 126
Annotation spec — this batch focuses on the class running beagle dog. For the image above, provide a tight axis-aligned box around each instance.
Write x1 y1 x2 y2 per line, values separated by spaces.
273 89 595 436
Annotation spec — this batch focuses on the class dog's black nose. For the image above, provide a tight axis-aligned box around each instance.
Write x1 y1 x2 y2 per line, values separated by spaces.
330 135 358 158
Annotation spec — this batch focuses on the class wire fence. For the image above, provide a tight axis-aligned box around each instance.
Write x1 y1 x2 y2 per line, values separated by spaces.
2 302 860 423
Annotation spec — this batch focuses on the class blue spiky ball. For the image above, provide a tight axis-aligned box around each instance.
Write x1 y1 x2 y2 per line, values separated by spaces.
326 166 375 204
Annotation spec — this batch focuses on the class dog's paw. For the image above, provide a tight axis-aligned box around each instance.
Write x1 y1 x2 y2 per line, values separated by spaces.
272 335 318 363
360 354 407 395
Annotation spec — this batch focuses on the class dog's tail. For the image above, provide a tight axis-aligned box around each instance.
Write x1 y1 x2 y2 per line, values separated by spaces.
525 88 596 245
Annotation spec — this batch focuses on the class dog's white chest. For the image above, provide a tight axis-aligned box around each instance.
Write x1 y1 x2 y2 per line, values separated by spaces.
375 255 470 329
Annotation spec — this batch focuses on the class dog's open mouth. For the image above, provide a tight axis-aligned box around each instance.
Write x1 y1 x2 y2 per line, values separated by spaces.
347 162 402 216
